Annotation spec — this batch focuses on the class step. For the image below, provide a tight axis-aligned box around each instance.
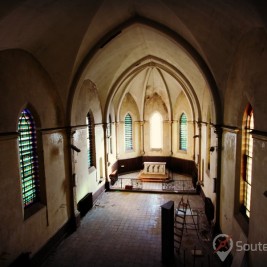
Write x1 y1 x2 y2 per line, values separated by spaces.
175 220 185 224
177 208 187 213
174 234 183 239
175 216 185 219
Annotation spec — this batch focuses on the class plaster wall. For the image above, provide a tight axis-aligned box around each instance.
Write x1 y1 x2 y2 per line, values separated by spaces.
220 132 267 266
117 121 140 160
171 121 193 160
220 28 267 266
118 93 140 160
172 91 194 160
0 50 69 266
0 131 72 267
71 79 102 126
220 131 237 235
105 105 117 175
72 125 104 203
0 50 62 133
107 123 117 174
248 137 267 266
200 124 217 209
209 126 218 182
219 130 251 265
42 130 71 231
70 79 105 201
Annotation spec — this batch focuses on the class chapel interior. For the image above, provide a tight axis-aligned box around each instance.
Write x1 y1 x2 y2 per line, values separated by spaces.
1 1 267 266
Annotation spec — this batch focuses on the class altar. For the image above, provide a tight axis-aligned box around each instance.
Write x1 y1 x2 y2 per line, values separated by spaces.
138 162 169 182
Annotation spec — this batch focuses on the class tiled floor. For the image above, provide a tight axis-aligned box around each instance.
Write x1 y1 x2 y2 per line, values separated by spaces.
41 191 223 267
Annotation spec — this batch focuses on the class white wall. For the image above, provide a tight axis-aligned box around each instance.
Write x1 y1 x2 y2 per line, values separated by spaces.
71 79 105 203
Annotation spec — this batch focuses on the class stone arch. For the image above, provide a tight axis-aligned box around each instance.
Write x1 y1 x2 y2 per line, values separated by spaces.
71 79 102 126
67 16 221 127
0 49 63 132
224 27 267 131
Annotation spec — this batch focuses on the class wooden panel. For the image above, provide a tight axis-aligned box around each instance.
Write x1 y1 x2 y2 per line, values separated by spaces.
169 157 196 175
117 156 197 177
77 193 93 217
118 157 142 174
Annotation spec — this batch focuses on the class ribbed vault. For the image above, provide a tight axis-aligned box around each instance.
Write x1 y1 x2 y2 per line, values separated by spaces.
74 21 217 125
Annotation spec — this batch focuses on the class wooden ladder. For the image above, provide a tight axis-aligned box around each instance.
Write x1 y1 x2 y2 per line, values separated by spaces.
174 197 187 253
174 197 199 253
184 198 199 239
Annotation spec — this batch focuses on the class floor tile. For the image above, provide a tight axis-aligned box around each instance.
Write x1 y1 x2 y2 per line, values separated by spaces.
41 191 223 267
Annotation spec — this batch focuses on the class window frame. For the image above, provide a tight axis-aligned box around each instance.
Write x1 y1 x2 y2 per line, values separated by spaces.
240 105 254 220
149 111 163 150
124 113 133 151
18 107 46 219
179 112 188 151
87 112 96 168
18 108 40 208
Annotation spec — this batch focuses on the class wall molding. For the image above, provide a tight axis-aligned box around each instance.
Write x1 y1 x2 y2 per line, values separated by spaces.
221 126 267 140
41 127 67 135
252 130 267 141
0 132 19 140
222 125 240 133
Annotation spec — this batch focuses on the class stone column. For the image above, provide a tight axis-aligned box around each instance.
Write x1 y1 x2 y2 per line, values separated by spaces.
66 127 80 230
169 120 173 155
140 121 144 155
197 121 202 183
214 124 222 233
115 121 119 159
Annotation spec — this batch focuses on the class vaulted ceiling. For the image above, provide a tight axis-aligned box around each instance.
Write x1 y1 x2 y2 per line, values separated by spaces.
0 0 265 124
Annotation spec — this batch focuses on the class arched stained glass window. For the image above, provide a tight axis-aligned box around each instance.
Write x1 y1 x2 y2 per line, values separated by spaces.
18 109 39 207
179 113 187 151
150 112 163 149
125 113 133 151
241 105 254 219
87 112 95 168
